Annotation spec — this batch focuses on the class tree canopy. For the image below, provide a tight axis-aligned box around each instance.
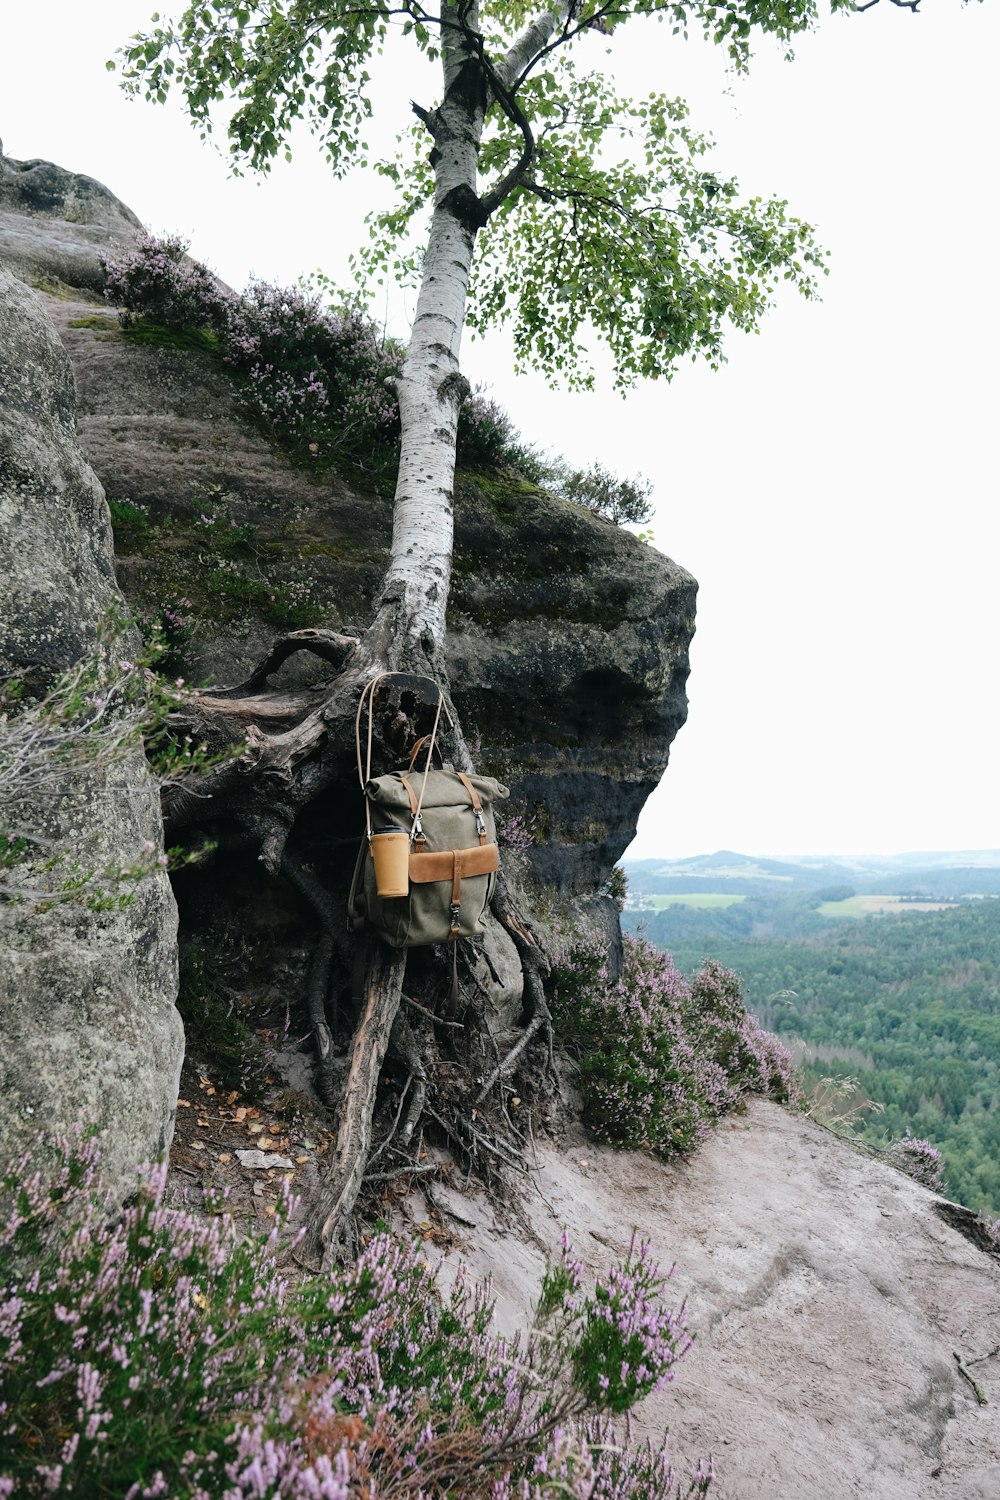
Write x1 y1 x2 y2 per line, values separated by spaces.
117 0 855 391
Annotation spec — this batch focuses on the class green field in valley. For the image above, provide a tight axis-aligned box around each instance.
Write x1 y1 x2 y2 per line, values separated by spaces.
639 892 748 910
816 894 959 919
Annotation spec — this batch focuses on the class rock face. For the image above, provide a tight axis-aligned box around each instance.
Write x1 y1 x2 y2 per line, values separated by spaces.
0 263 182 1192
0 153 140 292
0 154 695 912
0 153 692 1169
431 1101 1000 1500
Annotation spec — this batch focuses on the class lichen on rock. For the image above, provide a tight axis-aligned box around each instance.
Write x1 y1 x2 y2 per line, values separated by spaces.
0 265 182 1195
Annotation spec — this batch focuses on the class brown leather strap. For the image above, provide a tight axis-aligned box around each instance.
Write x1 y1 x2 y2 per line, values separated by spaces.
456 772 482 812
398 773 420 818
450 848 464 918
456 773 488 845
408 844 499 883
408 735 430 772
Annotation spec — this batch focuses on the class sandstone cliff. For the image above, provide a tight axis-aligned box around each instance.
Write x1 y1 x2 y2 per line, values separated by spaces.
0 197 181 1191
0 149 693 1171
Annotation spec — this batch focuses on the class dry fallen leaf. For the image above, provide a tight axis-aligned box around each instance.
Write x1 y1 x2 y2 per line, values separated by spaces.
197 1119 210 1128
176 1099 192 1109
218 1152 232 1163
227 1091 239 1104
234 1107 247 1123
268 1124 282 1136
190 1141 205 1152
295 1155 310 1165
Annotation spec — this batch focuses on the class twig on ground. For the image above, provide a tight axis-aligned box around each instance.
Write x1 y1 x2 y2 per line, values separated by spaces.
954 1352 988 1406
364 1161 440 1184
474 1013 545 1104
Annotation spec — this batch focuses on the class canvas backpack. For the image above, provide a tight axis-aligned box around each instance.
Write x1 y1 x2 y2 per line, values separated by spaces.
348 675 509 952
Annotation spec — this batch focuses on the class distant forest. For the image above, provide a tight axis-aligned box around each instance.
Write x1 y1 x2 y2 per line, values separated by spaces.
623 854 1000 1215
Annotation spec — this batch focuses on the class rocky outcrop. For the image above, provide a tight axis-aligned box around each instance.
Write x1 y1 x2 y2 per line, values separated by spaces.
0 154 695 907
0 263 182 1192
0 154 693 1162
0 153 140 293
430 1101 1000 1500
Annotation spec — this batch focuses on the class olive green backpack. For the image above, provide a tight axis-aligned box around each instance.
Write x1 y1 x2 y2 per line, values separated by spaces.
348 676 509 951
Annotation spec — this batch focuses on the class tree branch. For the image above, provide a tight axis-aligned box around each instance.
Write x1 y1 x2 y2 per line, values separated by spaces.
855 0 920 11
494 3 572 91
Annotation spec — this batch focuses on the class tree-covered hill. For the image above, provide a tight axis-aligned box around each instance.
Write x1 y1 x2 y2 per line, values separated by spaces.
626 894 1000 1214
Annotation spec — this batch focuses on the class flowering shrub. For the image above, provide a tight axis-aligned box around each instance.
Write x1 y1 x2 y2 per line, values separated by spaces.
0 1140 712 1498
539 1231 693 1414
224 281 402 462
893 1133 946 1193
101 234 653 513
457 386 545 478
495 807 538 852
101 232 231 332
982 1216 1000 1253
552 936 800 1157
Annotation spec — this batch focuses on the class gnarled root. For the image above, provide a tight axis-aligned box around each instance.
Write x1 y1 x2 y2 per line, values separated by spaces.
161 626 560 1263
482 870 555 1099
307 939 406 1268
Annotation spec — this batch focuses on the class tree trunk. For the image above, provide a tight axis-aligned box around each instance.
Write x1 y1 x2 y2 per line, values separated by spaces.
369 0 487 666
295 6 496 1252
164 3 558 1261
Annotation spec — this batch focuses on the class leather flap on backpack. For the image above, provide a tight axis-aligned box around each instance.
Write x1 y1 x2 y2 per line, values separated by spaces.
409 844 499 883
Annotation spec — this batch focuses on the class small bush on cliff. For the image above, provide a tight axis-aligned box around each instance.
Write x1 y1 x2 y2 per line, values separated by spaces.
892 1132 946 1193
0 1139 713 1498
224 281 403 465
101 230 231 332
548 461 654 527
455 385 546 479
99 234 652 515
552 936 799 1156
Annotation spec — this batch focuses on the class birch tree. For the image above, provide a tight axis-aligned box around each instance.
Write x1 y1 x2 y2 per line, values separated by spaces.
118 0 893 1259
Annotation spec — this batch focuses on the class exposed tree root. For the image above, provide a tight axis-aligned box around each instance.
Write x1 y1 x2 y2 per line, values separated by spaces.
280 851 345 1106
309 939 406 1267
161 631 558 1266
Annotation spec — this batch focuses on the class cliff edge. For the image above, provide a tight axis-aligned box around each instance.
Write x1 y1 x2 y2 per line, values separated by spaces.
430 1100 1000 1500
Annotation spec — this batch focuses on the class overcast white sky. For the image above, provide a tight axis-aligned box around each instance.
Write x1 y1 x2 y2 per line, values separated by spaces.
2 2 997 861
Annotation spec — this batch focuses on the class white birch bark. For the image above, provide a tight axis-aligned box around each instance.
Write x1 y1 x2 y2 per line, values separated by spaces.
376 1 488 659
374 2 572 665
